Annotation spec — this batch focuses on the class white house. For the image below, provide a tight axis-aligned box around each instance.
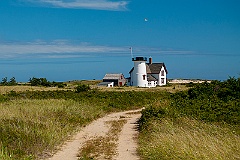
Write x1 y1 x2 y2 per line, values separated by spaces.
128 57 168 87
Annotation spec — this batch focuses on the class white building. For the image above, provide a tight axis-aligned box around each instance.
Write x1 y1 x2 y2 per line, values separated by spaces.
128 57 168 87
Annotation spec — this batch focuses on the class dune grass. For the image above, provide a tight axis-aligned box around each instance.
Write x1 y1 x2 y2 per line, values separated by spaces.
0 99 105 159
138 78 240 160
0 86 65 94
138 117 240 160
0 89 168 159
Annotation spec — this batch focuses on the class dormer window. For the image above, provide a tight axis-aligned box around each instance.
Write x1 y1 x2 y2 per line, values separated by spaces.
161 70 164 76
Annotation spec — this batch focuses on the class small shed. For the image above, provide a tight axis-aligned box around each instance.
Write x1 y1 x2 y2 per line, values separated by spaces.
102 73 126 86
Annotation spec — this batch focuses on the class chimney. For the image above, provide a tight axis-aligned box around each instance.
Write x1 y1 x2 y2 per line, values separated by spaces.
149 57 152 64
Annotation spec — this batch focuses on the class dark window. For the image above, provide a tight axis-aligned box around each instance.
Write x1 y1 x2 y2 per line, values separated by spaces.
143 75 146 80
161 78 164 84
161 70 164 76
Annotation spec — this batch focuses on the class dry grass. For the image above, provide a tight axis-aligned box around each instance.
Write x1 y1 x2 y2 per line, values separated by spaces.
0 82 188 94
0 86 67 94
78 119 127 160
0 99 105 159
96 84 188 93
139 117 240 160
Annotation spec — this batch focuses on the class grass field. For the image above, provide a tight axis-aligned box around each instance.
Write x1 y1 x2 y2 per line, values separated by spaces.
0 80 239 159
0 99 106 159
138 117 240 160
0 85 167 159
0 82 189 94
138 78 240 160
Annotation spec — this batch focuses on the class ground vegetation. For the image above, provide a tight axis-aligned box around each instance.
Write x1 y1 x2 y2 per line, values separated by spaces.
138 77 240 159
0 86 166 159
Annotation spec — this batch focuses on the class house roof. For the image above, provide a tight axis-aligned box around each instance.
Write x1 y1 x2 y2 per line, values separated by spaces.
129 67 134 74
103 73 124 80
146 63 168 74
147 74 157 81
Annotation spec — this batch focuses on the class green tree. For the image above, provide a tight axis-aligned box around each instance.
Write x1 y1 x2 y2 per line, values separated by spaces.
1 77 8 85
29 77 41 86
9 77 17 86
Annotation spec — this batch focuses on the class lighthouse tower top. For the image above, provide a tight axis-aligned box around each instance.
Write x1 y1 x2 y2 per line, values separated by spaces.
132 57 147 61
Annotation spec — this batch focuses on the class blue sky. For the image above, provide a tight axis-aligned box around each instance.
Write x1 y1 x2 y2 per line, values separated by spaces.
0 0 240 82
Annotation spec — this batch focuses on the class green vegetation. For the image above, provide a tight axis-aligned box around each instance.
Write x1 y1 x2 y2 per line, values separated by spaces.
1 77 17 86
172 77 240 124
0 87 166 159
1 77 239 159
138 77 240 159
29 77 66 88
75 84 91 93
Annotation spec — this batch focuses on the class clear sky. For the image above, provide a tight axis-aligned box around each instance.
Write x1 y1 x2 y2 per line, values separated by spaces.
0 0 240 82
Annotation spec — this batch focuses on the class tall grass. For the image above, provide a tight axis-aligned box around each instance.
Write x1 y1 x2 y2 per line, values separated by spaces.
0 89 167 159
139 117 240 160
138 77 240 159
0 86 68 94
0 99 105 159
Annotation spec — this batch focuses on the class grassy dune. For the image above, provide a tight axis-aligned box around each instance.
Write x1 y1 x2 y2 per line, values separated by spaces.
0 88 167 159
0 99 105 159
1 79 239 159
138 78 240 160
139 117 239 160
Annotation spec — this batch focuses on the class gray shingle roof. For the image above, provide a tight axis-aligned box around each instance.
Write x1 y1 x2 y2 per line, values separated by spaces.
129 63 168 74
103 73 124 80
146 63 168 74
147 74 157 81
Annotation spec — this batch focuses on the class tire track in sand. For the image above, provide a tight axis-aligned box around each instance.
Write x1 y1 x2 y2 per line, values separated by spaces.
48 109 142 160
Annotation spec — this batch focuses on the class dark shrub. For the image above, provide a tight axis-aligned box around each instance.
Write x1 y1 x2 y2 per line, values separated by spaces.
75 84 90 93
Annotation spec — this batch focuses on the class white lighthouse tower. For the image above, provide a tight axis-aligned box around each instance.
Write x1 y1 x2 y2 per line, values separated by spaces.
131 57 148 87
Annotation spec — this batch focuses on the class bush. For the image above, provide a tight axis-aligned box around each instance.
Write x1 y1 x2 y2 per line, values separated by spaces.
75 84 90 93
29 77 51 87
139 77 240 130
29 77 66 88
171 77 240 124
138 106 166 131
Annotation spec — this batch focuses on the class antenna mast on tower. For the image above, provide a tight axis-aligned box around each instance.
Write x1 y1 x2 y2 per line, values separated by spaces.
130 47 133 58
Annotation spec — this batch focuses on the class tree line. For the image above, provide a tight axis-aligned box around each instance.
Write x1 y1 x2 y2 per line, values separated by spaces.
0 77 17 86
0 77 66 88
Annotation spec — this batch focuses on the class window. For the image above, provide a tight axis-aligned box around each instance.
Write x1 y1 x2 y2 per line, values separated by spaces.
143 75 146 80
161 78 164 84
161 70 164 76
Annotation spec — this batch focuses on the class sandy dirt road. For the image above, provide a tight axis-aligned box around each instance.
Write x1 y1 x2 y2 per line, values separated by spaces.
48 109 142 160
